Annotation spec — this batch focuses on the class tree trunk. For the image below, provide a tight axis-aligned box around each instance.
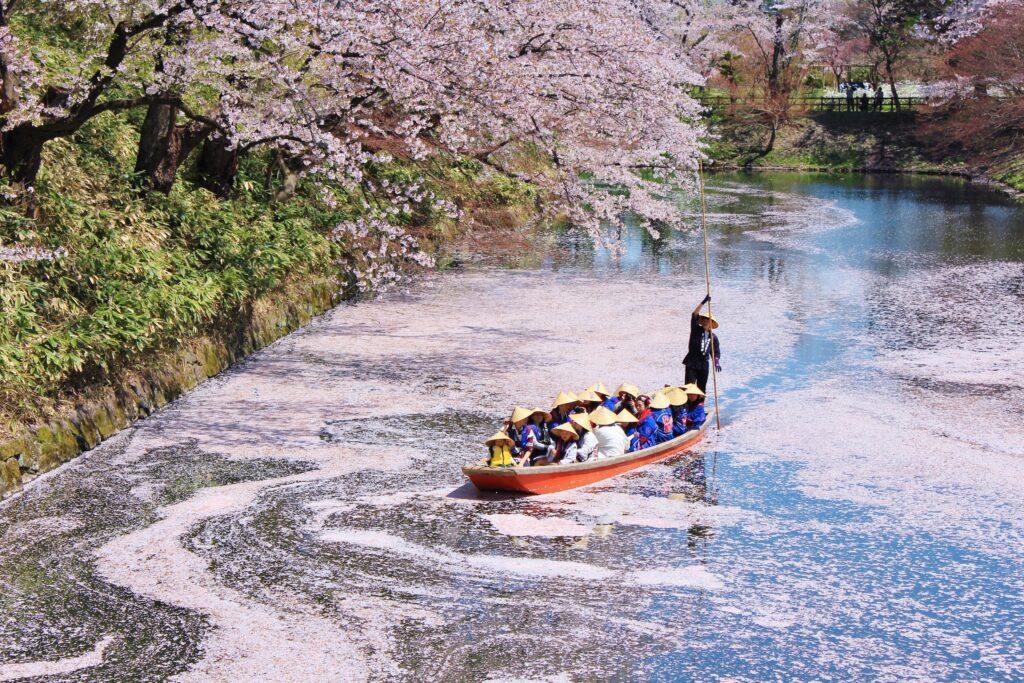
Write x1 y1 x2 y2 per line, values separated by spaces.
0 60 17 115
1 126 46 186
196 135 238 198
0 5 15 115
743 119 779 168
768 15 785 98
884 56 900 110
273 154 303 203
762 122 778 157
134 102 210 193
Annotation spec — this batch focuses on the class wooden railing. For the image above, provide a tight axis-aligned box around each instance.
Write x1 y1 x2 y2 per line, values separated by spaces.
699 95 929 113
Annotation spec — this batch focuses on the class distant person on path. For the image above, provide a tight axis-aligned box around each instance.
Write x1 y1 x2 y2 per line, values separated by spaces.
683 295 721 393
845 83 855 111
873 84 885 111
860 92 869 111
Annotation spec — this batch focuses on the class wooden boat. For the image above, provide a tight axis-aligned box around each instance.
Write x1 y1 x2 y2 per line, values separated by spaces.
462 421 709 495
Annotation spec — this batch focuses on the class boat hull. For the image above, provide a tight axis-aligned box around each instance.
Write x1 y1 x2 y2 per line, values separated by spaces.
462 422 708 495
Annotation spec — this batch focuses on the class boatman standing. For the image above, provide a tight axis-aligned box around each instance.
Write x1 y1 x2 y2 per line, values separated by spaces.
682 294 721 393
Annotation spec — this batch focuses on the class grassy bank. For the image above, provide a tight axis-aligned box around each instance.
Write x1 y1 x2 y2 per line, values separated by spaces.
0 112 538 441
990 158 1024 195
708 112 1024 195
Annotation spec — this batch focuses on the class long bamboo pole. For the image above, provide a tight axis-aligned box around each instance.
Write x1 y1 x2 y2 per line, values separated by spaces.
697 159 722 430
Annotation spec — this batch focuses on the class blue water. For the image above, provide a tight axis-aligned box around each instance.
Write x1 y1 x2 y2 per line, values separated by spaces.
239 172 1024 680
2 171 1021 681
637 173 1024 681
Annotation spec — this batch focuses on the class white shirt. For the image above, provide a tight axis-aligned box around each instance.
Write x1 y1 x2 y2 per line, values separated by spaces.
557 442 580 464
593 425 628 459
576 431 598 461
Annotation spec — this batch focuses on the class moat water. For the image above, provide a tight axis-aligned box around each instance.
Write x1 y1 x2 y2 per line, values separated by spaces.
2 172 1022 681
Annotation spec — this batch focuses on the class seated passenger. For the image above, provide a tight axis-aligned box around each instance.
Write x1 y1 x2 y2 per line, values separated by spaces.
614 383 640 414
508 406 545 465
505 406 532 459
616 409 640 452
549 422 580 464
527 408 554 465
617 395 638 419
635 395 656 450
549 391 578 428
485 431 515 467
576 389 603 414
570 413 598 462
649 391 674 444
667 387 689 437
588 382 618 411
589 406 629 459
682 384 708 428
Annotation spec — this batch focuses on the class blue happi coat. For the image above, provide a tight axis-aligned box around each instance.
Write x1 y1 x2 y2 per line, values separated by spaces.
519 423 541 451
547 411 571 431
652 408 674 444
687 403 707 428
671 406 689 437
637 412 658 450
600 396 619 411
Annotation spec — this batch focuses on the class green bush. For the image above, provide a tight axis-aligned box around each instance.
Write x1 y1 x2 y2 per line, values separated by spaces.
0 113 539 425
0 114 339 417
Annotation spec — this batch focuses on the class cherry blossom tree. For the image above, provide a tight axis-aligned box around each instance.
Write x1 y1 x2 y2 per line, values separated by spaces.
923 1 1024 164
298 1 707 233
1 1 711 272
818 15 871 88
845 0 945 108
718 0 830 162
931 0 1019 42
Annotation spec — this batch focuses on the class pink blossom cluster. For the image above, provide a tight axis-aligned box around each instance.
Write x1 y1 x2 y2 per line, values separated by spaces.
934 0 1018 42
1 1 720 281
330 217 435 293
0 243 66 263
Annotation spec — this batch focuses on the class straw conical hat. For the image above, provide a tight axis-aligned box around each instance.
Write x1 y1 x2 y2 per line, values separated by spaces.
510 406 533 424
697 312 720 329
666 387 688 407
589 405 618 426
551 390 578 409
587 382 610 397
530 407 552 421
551 423 577 440
616 383 640 398
649 391 670 410
485 431 514 446
569 413 592 431
616 409 638 425
577 389 602 403
682 383 706 398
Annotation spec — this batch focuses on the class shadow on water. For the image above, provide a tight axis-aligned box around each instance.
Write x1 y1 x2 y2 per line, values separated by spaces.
0 439 312 680
321 411 496 445
4 171 1024 680
185 173 1024 679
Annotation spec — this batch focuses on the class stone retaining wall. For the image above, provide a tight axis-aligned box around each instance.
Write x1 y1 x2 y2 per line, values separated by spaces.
0 276 341 497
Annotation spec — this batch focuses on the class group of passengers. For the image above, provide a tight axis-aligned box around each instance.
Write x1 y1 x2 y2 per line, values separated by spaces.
484 382 707 468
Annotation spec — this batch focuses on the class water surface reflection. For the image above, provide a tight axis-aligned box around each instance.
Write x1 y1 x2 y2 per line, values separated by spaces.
1 172 1022 680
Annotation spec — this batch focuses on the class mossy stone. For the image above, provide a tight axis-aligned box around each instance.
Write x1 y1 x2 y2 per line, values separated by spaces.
91 404 115 440
7 272 349 482
1 457 22 493
37 423 78 471
71 409 102 450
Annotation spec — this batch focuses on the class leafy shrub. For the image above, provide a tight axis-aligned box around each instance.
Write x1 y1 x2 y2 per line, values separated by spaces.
0 113 539 426
0 114 338 418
